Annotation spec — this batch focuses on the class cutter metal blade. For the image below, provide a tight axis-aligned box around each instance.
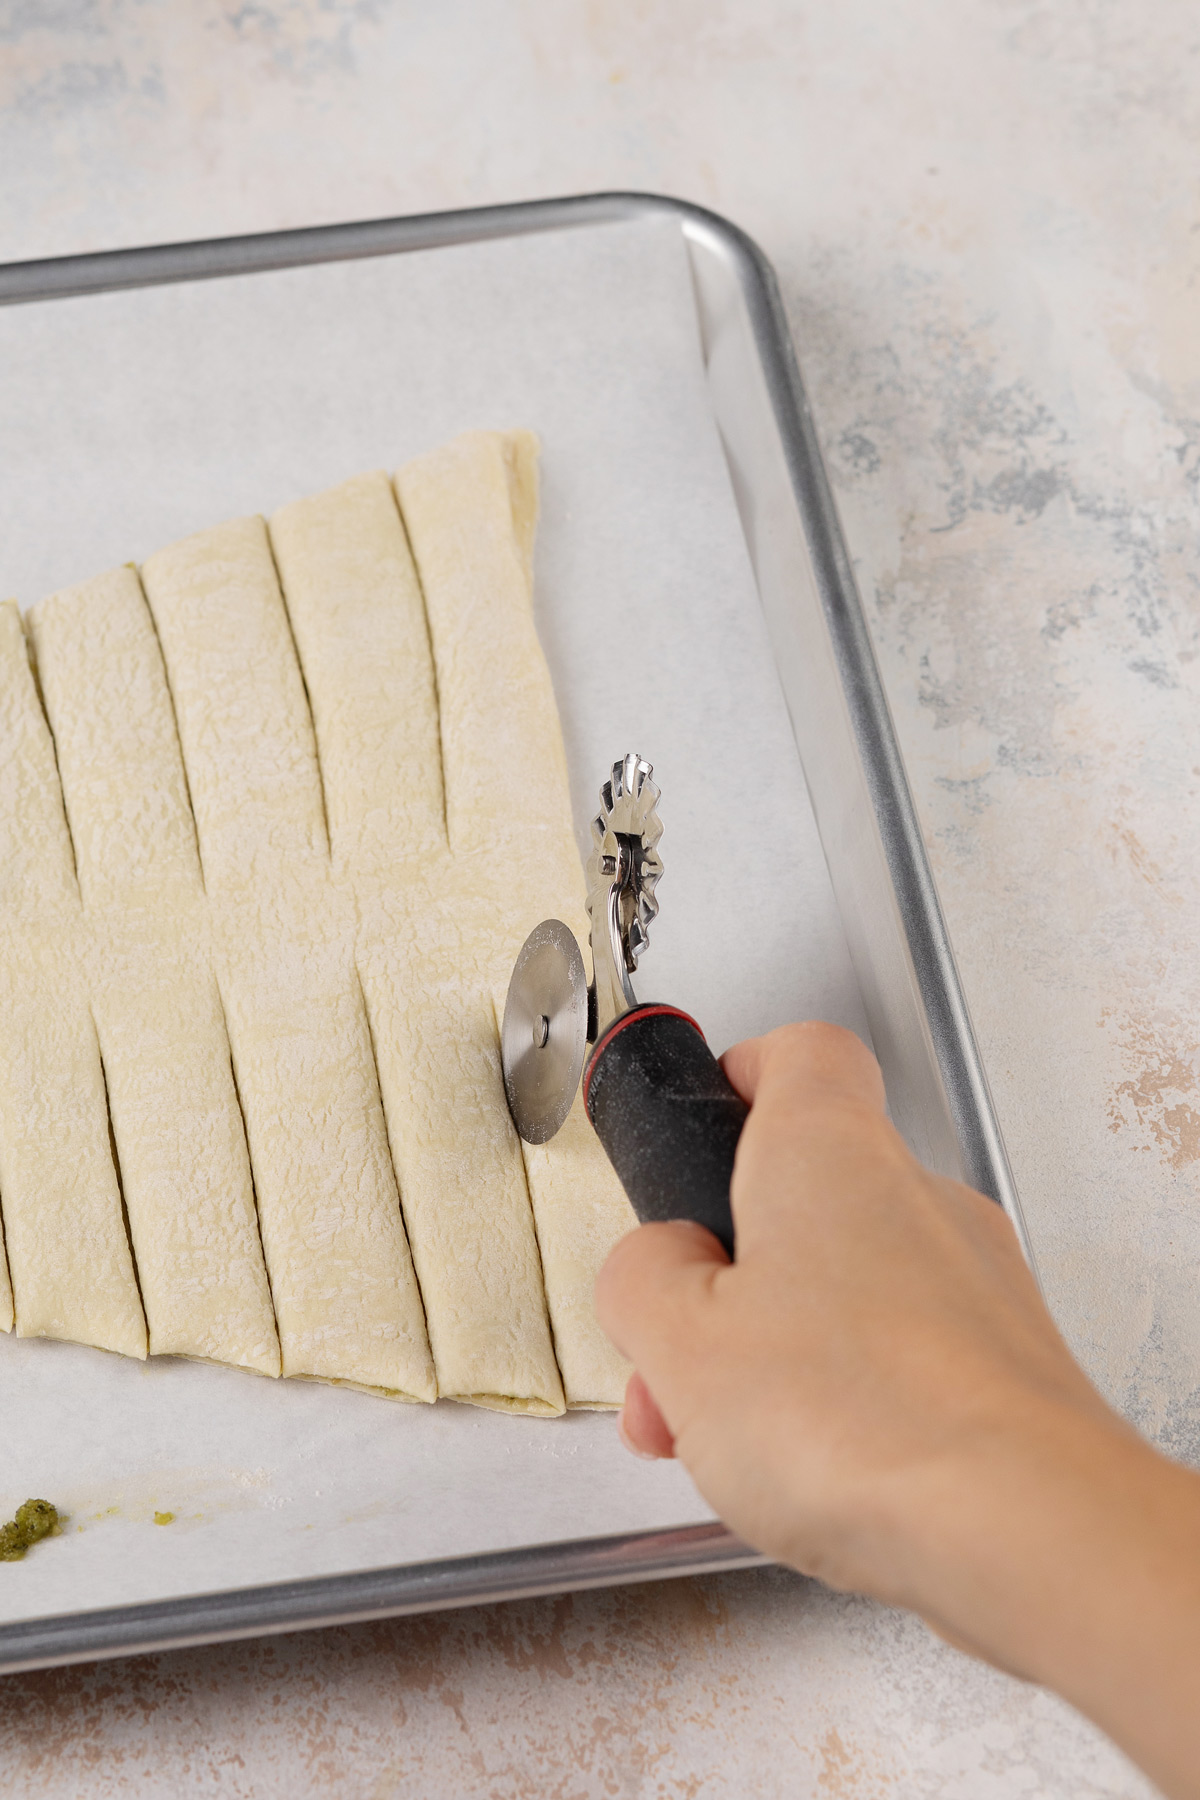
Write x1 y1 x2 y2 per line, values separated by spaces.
500 917 589 1144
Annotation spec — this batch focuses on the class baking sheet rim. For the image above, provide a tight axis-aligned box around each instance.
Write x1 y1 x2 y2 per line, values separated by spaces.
0 187 1022 1666
0 1524 768 1674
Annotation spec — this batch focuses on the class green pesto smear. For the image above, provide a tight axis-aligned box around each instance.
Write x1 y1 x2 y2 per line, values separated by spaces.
0 1499 60 1561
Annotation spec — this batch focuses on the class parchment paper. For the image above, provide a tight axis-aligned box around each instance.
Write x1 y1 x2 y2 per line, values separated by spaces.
0 215 872 1625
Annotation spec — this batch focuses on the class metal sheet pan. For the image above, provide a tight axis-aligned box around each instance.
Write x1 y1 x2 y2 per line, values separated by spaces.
0 193 1031 1671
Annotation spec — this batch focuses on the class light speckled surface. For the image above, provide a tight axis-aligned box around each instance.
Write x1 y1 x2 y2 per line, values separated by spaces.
2 1 1193 1793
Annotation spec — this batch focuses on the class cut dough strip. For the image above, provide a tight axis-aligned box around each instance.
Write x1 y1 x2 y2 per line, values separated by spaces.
0 963 147 1358
395 432 634 1409
27 570 202 909
269 471 446 872
393 431 582 911
142 515 328 893
219 943 436 1398
92 968 280 1373
142 522 435 1399
0 601 77 920
513 1091 637 1410
359 934 564 1414
28 571 280 1374
270 460 569 1411
0 603 144 1355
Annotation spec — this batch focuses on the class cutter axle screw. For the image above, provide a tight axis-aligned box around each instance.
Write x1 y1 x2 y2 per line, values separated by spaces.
533 1014 550 1050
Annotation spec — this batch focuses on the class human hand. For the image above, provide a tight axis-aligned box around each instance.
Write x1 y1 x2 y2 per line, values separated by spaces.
597 1020 1105 1603
596 1023 1200 1799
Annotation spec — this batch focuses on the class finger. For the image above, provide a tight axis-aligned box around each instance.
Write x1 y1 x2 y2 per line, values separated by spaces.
722 1026 895 1258
718 1032 770 1106
595 1219 728 1367
722 1021 886 1116
618 1371 676 1460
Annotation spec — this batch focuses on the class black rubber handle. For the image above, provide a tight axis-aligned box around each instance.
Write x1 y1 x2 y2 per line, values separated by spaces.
583 1004 746 1257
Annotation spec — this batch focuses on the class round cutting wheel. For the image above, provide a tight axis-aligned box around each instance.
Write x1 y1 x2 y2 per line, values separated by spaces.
501 919 589 1144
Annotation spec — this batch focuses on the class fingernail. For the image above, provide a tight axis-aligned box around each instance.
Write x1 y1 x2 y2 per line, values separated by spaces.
617 1410 660 1461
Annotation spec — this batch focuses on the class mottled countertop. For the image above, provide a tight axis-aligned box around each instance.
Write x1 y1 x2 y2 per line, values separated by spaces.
3 2 1195 1793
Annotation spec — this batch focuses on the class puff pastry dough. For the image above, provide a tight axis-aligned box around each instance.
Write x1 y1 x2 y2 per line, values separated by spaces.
0 432 634 1411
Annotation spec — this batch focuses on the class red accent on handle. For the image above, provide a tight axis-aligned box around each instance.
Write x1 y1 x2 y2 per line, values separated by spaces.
583 1004 707 1117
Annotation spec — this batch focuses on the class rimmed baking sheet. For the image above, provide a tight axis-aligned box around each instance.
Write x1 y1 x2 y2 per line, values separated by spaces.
0 195 1023 1668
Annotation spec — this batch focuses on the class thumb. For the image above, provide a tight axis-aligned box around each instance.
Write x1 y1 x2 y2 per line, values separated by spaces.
721 1021 886 1115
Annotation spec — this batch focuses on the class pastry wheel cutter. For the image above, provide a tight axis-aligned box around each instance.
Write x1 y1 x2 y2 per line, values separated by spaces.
501 753 745 1255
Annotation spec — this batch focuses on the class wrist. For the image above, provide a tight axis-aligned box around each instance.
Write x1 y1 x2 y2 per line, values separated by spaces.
885 1394 1138 1670
871 1394 1200 1795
